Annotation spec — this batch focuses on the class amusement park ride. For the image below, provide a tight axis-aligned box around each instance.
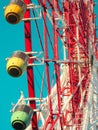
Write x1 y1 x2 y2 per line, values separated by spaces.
3 0 98 129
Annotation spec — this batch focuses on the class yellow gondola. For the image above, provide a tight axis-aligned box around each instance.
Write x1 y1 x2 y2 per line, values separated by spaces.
4 0 26 24
6 51 29 77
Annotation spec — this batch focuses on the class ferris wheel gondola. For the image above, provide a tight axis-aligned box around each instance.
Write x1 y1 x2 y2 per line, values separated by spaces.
4 0 98 130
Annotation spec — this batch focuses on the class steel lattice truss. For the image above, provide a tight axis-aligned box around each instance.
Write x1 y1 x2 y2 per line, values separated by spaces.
7 0 98 130
24 0 98 129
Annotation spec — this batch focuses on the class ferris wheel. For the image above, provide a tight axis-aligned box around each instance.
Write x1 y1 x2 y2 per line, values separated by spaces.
4 0 98 130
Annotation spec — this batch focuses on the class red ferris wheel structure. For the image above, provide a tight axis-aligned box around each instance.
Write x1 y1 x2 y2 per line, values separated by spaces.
4 0 98 130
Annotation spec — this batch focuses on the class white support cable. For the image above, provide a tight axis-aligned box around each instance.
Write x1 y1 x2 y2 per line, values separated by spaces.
27 4 41 9
24 97 44 102
25 51 42 55
27 62 44 66
22 16 42 21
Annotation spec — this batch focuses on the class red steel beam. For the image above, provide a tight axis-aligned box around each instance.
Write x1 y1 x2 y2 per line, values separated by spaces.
63 0 91 129
24 0 38 129
43 1 53 123
52 0 63 129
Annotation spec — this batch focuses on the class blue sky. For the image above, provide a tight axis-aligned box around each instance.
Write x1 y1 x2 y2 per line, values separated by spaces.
0 1 28 130
0 0 98 130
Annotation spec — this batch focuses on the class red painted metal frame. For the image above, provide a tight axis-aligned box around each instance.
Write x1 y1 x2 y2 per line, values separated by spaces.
40 0 63 128
63 0 92 129
39 0 94 129
44 11 53 119
23 0 96 129
24 0 38 129
52 0 63 129
43 0 53 126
